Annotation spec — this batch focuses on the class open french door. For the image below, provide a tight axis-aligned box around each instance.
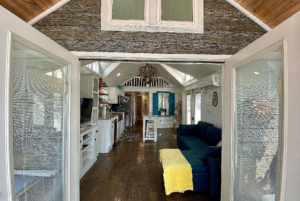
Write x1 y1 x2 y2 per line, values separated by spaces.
222 11 300 201
0 7 80 201
186 92 192 124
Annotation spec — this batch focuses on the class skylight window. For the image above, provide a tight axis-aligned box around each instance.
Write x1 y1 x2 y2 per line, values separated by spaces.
101 0 204 33
186 75 194 82
86 62 99 74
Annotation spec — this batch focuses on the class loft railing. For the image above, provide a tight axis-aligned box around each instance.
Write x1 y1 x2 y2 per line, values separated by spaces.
122 76 175 88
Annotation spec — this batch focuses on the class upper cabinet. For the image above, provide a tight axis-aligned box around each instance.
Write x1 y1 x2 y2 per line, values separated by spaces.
108 87 124 104
153 91 175 116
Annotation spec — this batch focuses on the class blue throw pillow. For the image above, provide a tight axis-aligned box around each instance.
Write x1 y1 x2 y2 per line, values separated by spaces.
179 124 197 135
197 121 213 137
204 126 222 146
201 146 221 164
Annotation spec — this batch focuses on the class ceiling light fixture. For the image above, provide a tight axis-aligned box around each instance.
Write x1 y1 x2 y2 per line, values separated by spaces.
139 64 158 84
117 73 121 76
254 72 259 75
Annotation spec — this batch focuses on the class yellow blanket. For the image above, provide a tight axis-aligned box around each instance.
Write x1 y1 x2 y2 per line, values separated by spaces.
159 149 193 195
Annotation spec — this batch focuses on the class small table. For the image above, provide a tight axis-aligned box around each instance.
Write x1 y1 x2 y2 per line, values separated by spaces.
143 114 157 142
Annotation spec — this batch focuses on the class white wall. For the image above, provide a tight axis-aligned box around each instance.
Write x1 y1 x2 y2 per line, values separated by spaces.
182 78 222 128
201 87 222 128
123 87 180 128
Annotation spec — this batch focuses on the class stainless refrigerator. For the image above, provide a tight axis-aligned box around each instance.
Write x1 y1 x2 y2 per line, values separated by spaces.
122 96 133 127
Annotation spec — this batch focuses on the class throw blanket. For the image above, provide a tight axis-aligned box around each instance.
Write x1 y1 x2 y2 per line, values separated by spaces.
159 149 193 195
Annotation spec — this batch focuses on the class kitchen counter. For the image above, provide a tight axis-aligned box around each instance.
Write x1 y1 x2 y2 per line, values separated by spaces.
98 114 118 120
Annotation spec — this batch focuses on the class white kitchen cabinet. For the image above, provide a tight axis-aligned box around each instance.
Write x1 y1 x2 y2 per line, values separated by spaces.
114 113 125 140
98 116 118 153
94 128 99 158
110 120 115 149
119 119 125 138
118 121 122 139
108 87 123 104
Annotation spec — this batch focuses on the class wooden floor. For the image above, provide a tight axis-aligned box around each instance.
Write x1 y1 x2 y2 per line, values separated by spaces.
80 121 215 201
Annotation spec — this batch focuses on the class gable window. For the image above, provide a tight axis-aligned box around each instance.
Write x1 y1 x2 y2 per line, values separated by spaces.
101 0 204 33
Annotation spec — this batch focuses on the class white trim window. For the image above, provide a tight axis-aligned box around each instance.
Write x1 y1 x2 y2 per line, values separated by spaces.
101 0 204 33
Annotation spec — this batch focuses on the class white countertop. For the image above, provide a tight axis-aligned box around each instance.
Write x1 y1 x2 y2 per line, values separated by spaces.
142 114 158 117
98 114 118 120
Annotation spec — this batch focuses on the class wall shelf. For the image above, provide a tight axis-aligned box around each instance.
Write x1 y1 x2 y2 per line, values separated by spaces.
82 144 92 152
79 125 98 178
83 136 93 143
99 93 108 96
99 102 108 104
82 151 92 161
99 83 108 87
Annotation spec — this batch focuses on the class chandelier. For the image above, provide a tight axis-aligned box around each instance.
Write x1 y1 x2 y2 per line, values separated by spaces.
139 64 158 83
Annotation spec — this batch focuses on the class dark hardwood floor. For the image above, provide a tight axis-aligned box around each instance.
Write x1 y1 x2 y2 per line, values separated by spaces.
80 121 214 201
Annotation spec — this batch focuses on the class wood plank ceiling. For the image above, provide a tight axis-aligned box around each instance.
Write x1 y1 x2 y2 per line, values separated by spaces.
234 0 300 29
0 0 61 22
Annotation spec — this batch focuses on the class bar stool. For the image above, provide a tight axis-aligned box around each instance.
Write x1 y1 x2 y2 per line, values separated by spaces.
146 121 155 140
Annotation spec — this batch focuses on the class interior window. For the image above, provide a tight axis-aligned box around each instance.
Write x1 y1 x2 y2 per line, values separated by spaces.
112 0 145 20
101 0 203 33
92 62 99 73
161 0 193 22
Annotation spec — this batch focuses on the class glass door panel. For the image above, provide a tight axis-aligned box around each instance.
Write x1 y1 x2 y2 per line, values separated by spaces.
234 47 283 201
194 92 201 123
186 94 191 124
11 40 68 201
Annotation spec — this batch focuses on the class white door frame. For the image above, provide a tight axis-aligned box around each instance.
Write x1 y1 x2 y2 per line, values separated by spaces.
72 51 231 63
223 11 300 201
0 7 80 201
193 89 202 124
186 91 192 124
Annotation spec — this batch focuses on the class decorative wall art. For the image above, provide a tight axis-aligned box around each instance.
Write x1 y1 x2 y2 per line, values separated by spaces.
212 91 218 107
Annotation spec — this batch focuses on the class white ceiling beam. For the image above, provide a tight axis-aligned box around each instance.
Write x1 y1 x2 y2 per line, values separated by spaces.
103 62 121 77
71 51 231 63
160 64 184 85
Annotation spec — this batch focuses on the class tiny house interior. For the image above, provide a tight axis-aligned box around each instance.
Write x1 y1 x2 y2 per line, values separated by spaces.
78 61 223 198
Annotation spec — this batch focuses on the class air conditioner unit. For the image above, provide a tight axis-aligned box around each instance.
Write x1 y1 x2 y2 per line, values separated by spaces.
197 74 221 89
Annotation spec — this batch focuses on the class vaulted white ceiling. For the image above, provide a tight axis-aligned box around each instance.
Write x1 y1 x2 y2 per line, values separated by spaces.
165 63 222 80
85 61 222 88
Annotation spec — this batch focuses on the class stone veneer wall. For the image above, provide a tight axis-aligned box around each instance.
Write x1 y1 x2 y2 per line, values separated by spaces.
33 0 266 55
